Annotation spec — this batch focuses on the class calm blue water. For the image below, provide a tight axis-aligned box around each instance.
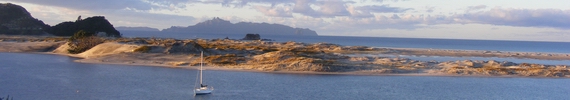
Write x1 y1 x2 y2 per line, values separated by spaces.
121 31 570 53
1 53 569 100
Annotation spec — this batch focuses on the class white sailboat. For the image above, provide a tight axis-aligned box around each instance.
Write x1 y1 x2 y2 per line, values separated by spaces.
194 51 213 95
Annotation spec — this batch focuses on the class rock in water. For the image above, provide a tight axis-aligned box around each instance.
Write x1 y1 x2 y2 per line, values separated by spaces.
242 34 261 40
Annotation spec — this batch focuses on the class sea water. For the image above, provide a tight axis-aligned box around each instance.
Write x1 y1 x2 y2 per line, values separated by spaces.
1 53 569 99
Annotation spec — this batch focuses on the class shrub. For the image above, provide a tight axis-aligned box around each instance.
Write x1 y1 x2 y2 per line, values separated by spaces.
133 45 151 52
67 30 104 54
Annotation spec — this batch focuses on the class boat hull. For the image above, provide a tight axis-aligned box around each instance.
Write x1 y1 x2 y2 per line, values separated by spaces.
195 92 211 95
195 87 213 95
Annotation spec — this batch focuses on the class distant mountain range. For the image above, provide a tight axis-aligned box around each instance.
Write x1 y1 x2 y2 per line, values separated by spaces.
115 26 160 32
161 17 318 36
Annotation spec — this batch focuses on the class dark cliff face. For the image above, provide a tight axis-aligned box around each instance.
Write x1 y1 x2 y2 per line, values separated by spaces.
0 3 50 35
0 3 30 23
162 17 318 36
47 16 121 37
1 3 120 37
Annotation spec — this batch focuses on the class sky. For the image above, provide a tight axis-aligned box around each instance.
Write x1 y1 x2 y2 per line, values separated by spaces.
2 0 569 42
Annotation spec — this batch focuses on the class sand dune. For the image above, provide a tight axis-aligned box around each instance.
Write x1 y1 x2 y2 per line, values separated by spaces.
76 42 141 58
51 42 142 58
1 36 569 78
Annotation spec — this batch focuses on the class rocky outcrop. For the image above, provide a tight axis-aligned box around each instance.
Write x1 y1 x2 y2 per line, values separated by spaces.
242 34 260 40
162 17 318 36
165 41 205 54
47 16 121 37
0 3 50 35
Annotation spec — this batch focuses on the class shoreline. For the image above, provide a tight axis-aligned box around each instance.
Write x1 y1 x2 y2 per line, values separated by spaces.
4 51 564 79
1 36 569 78
61 52 568 79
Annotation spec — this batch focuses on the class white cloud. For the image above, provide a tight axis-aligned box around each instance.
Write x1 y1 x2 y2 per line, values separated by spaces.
3 0 195 29
315 0 351 16
356 5 412 13
187 0 412 18
4 0 188 11
455 7 570 29
253 5 293 17
292 0 320 17
466 5 487 12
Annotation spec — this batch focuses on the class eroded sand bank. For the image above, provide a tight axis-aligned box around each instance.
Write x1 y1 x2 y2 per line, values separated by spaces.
1 36 569 77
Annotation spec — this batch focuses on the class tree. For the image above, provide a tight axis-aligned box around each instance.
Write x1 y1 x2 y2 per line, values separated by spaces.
67 30 104 54
48 16 121 37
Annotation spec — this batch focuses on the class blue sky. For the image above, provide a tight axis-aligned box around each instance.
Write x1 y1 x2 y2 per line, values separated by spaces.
2 0 569 42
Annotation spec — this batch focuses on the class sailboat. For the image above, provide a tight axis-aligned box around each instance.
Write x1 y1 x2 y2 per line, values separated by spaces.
194 51 213 95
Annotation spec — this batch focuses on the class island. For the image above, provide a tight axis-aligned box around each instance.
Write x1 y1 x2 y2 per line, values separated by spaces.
162 17 318 36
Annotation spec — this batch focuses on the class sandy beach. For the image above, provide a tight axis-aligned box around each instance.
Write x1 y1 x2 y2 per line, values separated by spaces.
1 36 569 78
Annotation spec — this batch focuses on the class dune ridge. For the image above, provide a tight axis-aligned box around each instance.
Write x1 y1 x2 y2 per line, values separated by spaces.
1 36 569 77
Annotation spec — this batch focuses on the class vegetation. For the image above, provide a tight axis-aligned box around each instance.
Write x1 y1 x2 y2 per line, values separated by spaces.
133 45 151 52
47 16 121 37
1 3 121 36
67 30 104 54
0 3 50 35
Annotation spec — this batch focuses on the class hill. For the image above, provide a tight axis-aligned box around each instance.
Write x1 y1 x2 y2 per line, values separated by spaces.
115 26 160 32
162 17 318 36
47 16 121 37
0 3 50 35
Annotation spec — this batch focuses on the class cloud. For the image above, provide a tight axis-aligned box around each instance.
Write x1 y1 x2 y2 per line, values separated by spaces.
212 0 412 18
8 0 569 31
291 0 412 18
311 14 455 34
466 5 487 12
292 0 320 17
103 10 195 29
363 0 411 3
425 6 435 13
253 5 293 17
190 0 295 7
455 7 570 29
356 5 413 13
314 0 352 16
4 0 188 11
3 0 195 29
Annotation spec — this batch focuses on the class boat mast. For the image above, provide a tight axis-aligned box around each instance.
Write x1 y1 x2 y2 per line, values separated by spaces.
200 51 203 85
